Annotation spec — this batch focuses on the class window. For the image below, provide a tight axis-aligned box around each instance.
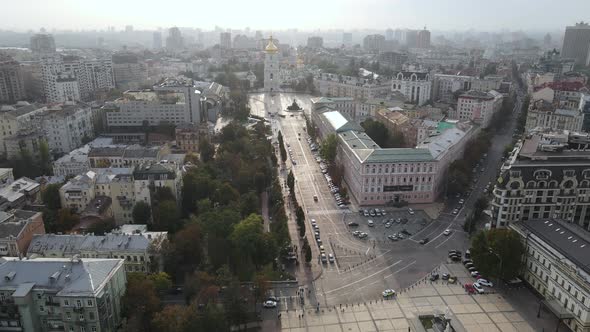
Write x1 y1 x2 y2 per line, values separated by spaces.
79 314 84 320
69 327 74 332
92 327 97 332
87 299 93 306
66 312 72 320
76 300 82 308
64 299 70 306
89 311 95 320
39 305 44 312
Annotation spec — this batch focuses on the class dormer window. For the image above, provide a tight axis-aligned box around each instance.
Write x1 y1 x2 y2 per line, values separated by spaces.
534 169 551 180
510 170 521 178
583 169 590 179
564 170 575 177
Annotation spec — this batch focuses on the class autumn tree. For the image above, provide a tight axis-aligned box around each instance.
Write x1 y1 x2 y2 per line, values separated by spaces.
132 201 151 224
470 229 525 281
122 273 161 331
320 133 338 163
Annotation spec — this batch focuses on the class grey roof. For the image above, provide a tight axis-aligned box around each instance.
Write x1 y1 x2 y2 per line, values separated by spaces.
89 147 125 158
320 111 363 133
0 103 45 118
0 257 123 297
520 219 590 275
28 233 150 256
122 147 160 159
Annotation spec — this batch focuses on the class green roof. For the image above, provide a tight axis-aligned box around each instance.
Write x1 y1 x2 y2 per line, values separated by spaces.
436 121 456 132
366 148 434 163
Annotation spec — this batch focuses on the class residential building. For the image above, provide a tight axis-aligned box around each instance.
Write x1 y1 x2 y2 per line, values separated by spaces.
28 234 155 273
4 128 47 161
0 257 126 332
52 145 92 178
0 102 47 155
112 52 148 90
532 81 589 110
363 34 386 53
453 90 503 128
0 210 44 257
59 171 97 213
133 162 182 204
0 54 26 104
307 36 323 49
152 31 162 49
580 94 590 132
42 103 94 154
391 71 432 106
378 52 409 71
175 122 208 153
0 177 40 212
433 74 473 103
0 169 13 188
264 36 281 93
491 131 590 228
316 73 391 100
525 71 556 94
166 27 184 51
525 99 584 132
416 28 431 49
219 32 232 49
107 79 201 128
88 145 162 169
29 33 56 56
510 219 590 332
561 22 590 66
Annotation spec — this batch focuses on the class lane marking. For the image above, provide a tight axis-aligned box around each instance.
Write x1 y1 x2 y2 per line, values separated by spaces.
323 260 403 294
384 260 417 279
435 232 455 248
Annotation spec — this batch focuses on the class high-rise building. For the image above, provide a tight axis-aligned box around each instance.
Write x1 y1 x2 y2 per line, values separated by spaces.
112 52 148 90
264 36 280 93
166 27 184 51
342 32 353 46
405 30 419 48
307 36 324 49
417 28 431 49
385 29 394 41
561 22 590 65
220 32 232 49
363 34 386 53
0 54 26 103
29 33 56 56
42 103 95 154
153 31 162 49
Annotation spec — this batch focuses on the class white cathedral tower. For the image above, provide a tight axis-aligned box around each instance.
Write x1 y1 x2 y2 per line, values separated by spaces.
264 35 281 93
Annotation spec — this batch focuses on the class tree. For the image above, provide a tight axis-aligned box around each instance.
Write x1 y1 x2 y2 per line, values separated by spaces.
199 139 215 162
153 200 181 232
253 273 270 312
56 209 79 233
132 201 152 224
299 220 306 238
470 229 525 281
148 272 173 292
163 223 203 278
239 191 260 217
361 118 389 147
151 305 190 332
303 240 312 263
39 140 52 175
85 218 115 235
287 170 295 193
42 183 62 210
214 183 240 206
277 131 287 163
122 273 161 331
320 134 338 163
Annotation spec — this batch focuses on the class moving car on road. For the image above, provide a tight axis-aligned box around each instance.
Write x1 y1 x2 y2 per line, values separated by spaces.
263 300 277 308
382 289 396 298
443 229 452 236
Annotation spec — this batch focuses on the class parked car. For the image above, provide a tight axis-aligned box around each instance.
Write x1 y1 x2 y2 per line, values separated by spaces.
464 283 475 294
472 283 485 294
367 220 375 227
442 273 450 280
448 276 457 284
430 273 440 281
471 271 480 278
408 208 415 215
348 222 359 227
476 279 493 287
328 253 335 263
320 254 327 263
419 238 429 244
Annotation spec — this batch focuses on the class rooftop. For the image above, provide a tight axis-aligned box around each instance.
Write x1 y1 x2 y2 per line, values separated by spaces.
519 219 590 276
0 102 46 118
0 177 39 204
0 257 123 297
321 111 363 133
28 233 151 256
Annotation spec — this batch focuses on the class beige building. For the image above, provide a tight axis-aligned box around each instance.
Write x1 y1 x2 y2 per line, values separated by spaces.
0 257 126 332
525 99 583 132
453 90 503 128
0 102 47 156
316 73 391 100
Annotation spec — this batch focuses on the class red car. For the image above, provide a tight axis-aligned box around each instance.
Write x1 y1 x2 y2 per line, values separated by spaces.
464 283 476 294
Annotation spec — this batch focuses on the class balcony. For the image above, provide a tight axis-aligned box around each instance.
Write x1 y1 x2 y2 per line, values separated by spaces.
73 307 84 313
45 301 60 307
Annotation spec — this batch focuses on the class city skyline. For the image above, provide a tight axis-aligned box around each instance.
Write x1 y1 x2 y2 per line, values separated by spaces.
2 0 589 32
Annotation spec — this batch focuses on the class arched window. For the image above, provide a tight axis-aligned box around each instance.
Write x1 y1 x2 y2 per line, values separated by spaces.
270 73 273 80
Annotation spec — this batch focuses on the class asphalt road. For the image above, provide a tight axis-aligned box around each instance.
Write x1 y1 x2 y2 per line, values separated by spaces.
249 90 523 308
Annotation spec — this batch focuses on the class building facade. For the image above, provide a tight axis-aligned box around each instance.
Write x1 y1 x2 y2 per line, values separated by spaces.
42 103 94 154
391 71 432 106
316 73 391 100
0 210 45 257
29 34 56 56
525 99 584 132
0 54 26 104
307 36 324 49
491 132 590 229
561 22 590 66
112 52 148 90
363 34 386 53
0 257 126 332
454 90 503 128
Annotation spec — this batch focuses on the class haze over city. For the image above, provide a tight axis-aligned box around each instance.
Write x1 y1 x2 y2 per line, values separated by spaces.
2 0 589 31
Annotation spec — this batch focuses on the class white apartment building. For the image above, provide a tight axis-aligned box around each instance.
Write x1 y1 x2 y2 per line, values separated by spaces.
316 73 391 100
112 53 148 90
311 96 405 124
42 103 94 154
391 71 432 106
0 102 47 155
0 257 126 332
41 56 114 103
453 90 503 128
511 219 590 332
28 233 155 273
525 99 583 132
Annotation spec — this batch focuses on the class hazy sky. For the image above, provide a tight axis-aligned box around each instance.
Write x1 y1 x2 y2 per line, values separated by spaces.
2 0 589 32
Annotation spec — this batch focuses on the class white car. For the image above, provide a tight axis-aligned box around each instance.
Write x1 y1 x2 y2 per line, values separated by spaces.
443 229 452 236
382 289 396 297
476 279 493 287
407 208 415 215
367 220 374 227
263 300 277 308
470 271 480 278
472 283 485 294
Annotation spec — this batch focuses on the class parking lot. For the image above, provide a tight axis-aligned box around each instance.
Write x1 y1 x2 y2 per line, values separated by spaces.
346 208 433 244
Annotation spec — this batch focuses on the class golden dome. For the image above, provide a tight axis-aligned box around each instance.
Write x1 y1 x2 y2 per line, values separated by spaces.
265 35 279 53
